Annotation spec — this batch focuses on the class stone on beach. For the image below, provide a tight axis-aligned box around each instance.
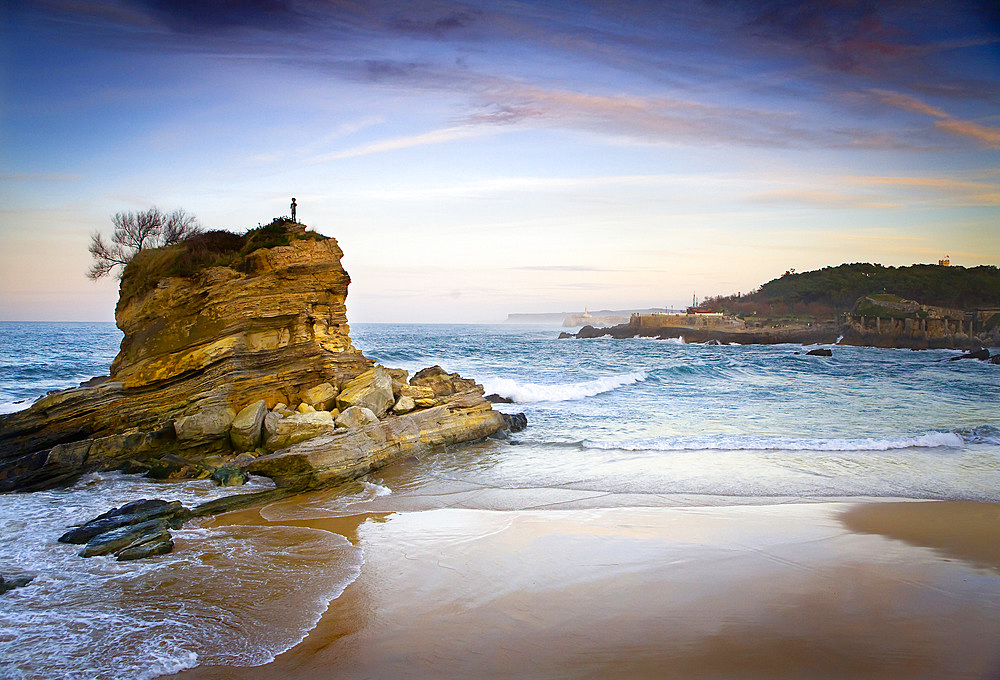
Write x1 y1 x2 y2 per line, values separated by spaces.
335 406 380 429
392 395 416 414
299 382 339 411
58 499 187 544
0 574 34 595
230 400 268 452
264 410 337 451
174 405 237 441
336 366 395 418
78 518 173 558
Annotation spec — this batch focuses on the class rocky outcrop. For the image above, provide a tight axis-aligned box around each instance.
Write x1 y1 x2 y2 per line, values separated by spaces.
0 223 520 493
569 323 839 345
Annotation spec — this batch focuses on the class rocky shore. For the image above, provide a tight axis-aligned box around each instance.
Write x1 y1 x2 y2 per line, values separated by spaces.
562 322 840 345
563 316 997 351
0 222 524 500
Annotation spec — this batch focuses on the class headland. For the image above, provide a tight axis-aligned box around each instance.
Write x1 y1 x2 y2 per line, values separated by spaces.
0 220 523 498
559 263 1000 351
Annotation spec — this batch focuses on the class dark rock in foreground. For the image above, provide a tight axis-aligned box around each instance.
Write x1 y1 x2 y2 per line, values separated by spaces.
116 537 174 561
0 574 34 595
806 348 833 356
949 348 991 361
59 499 188 544
485 394 514 403
78 518 173 558
503 413 528 433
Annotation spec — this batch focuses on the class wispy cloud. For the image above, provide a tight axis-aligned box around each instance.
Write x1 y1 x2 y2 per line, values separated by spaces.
873 89 1000 149
850 174 1000 205
745 189 898 210
306 125 504 162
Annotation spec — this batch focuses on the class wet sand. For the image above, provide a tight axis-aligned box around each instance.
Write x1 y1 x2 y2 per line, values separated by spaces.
169 493 1000 680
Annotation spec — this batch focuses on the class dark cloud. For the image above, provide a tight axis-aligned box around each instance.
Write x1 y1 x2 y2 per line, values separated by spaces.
387 8 481 36
138 0 305 33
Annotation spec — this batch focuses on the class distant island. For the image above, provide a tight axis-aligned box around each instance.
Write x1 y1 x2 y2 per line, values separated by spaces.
559 263 1000 350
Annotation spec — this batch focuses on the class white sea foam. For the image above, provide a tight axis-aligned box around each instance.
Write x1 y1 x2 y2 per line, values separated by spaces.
0 472 362 680
480 372 647 403
583 431 967 452
0 400 29 415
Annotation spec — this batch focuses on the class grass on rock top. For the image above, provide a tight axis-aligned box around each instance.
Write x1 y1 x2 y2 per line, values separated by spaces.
119 219 328 302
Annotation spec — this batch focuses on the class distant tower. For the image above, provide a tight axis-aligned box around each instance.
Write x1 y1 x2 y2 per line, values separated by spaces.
938 255 950 266
583 307 592 318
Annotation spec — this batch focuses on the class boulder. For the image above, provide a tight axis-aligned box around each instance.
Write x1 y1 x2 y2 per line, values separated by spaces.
212 465 249 487
392 395 416 414
385 368 409 398
485 394 514 403
949 348 991 361
230 400 268 452
116 537 174 561
263 411 283 439
805 348 833 356
0 574 34 595
78 518 172 558
503 413 528 432
336 366 394 417
59 500 187 544
299 382 338 411
297 403 317 413
249 397 507 489
335 406 380 429
410 366 479 397
174 406 236 441
399 384 436 408
264 410 337 451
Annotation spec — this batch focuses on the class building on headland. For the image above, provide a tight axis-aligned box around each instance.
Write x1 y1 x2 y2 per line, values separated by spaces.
938 255 950 266
629 311 743 330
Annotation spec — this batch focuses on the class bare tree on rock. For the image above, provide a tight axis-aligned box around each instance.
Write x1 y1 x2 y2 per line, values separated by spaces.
88 207 202 279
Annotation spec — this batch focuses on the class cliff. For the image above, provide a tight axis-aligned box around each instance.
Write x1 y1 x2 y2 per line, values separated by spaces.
0 222 512 492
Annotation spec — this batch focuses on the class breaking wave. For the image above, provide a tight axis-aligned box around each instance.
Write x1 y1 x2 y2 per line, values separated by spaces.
480 372 647 403
583 430 970 452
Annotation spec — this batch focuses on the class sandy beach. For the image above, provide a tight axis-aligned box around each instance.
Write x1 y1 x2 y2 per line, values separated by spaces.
170 486 1000 680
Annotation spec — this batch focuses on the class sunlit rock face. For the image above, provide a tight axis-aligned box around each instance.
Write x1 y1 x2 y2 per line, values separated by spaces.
0 227 513 493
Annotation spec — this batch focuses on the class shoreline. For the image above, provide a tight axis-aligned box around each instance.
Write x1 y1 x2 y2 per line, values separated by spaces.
168 492 1000 680
565 322 996 350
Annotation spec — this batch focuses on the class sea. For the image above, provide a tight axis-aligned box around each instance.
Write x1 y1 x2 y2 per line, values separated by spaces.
1 320 998 679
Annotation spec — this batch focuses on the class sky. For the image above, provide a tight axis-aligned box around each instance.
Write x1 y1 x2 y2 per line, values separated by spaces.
1 0 998 323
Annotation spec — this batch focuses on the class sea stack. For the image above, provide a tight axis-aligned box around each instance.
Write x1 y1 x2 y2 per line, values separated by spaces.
0 221 514 492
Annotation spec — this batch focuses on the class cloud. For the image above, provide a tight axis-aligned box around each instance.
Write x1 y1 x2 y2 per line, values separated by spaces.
307 125 503 162
850 174 1000 205
745 189 898 210
933 119 1000 149
873 89 1000 149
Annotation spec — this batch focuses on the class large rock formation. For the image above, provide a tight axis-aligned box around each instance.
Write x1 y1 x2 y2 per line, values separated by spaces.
0 222 513 492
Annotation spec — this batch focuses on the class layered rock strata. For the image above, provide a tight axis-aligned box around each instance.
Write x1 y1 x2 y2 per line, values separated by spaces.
0 225 515 492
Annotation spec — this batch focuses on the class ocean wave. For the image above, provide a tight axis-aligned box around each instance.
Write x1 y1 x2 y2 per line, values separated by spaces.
480 372 647 403
582 431 968 452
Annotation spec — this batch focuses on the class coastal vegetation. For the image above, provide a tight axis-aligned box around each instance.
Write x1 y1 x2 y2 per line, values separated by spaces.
697 263 1000 322
87 207 202 280
118 218 325 301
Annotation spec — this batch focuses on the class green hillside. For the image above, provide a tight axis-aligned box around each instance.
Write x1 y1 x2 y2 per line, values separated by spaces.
701 263 1000 321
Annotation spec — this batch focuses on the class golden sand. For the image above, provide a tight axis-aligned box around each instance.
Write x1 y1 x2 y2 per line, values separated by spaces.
169 495 1000 680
